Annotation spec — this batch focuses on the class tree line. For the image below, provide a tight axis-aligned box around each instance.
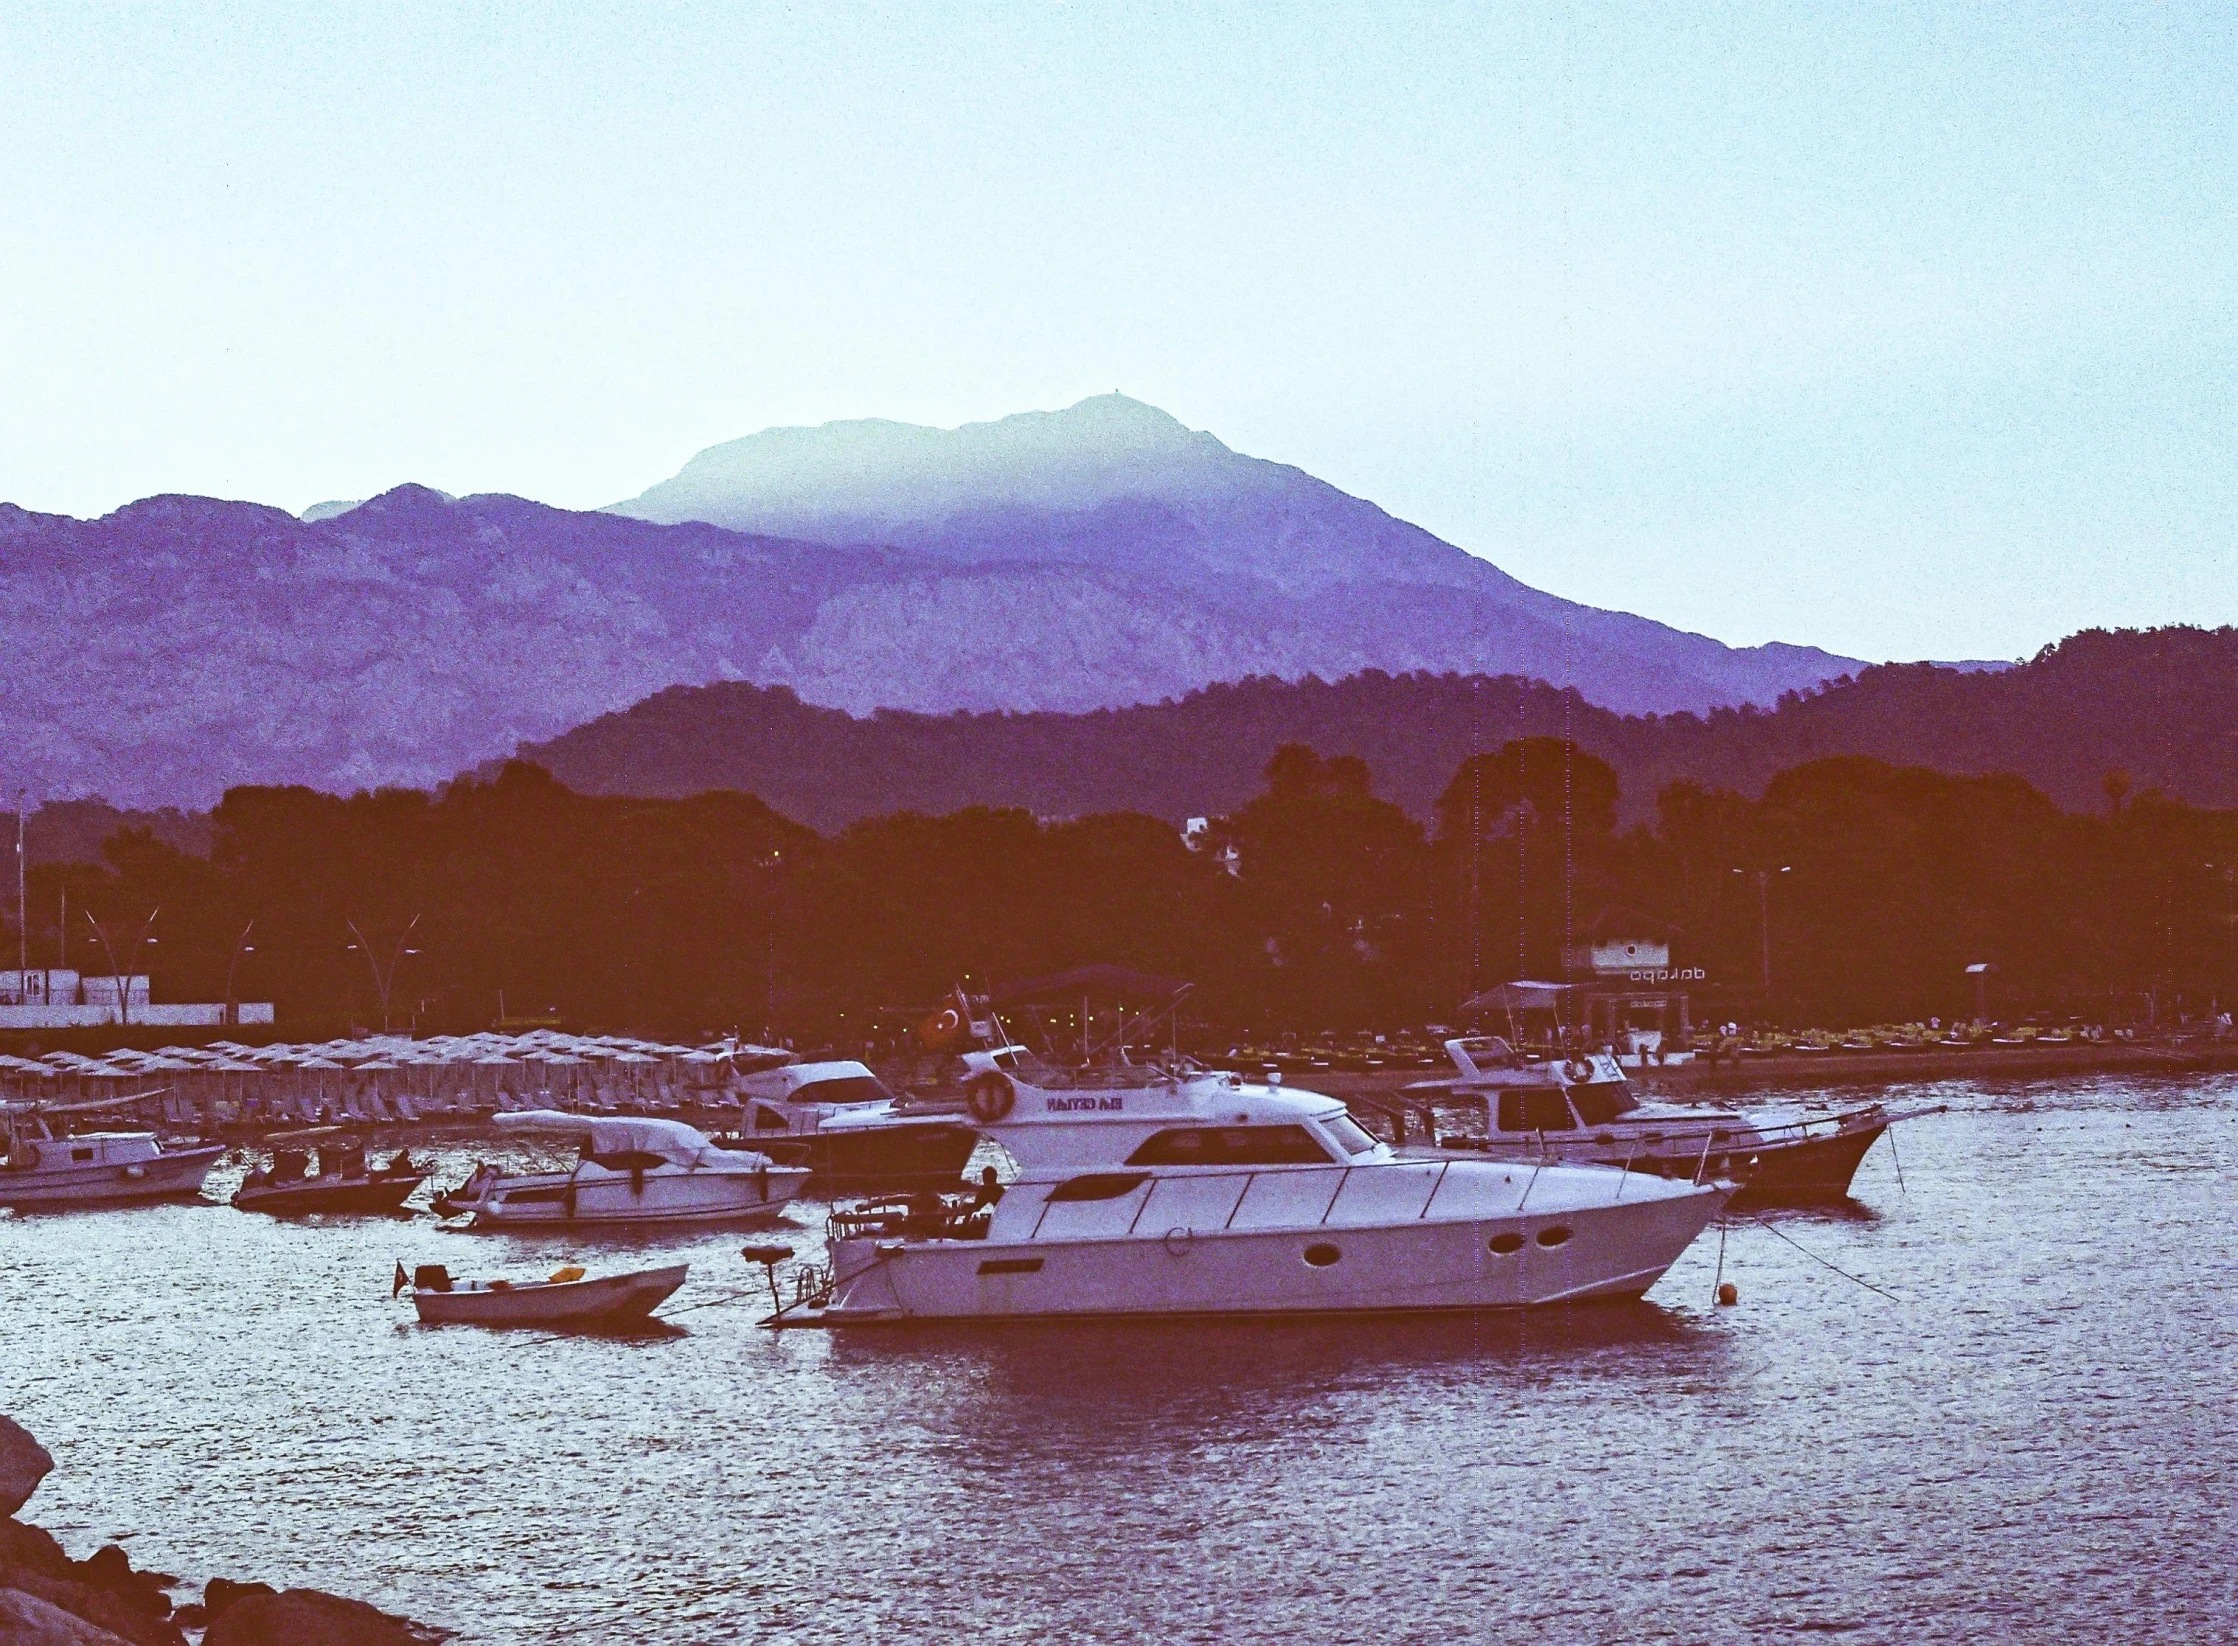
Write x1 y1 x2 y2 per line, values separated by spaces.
519 626 2238 828
9 747 2235 1044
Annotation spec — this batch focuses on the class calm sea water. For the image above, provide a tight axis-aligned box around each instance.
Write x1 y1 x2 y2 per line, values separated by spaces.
5 1074 2236 1644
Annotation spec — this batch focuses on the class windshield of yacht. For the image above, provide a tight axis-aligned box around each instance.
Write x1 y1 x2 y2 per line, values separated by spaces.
794 1075 893 1105
1126 1125 1335 1167
1567 1081 1639 1126
1322 1112 1382 1156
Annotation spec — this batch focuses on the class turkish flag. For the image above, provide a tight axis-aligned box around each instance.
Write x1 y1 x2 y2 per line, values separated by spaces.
917 1002 968 1052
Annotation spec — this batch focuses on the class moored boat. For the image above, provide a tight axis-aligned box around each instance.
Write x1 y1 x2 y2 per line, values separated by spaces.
233 1128 428 1216
732 1059 978 1193
435 1111 809 1228
397 1260 688 1327
0 1099 225 1210
1406 1036 1939 1205
785 1048 1728 1324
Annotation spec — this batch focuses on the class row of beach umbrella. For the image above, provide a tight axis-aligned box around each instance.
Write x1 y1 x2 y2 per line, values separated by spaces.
0 1030 793 1128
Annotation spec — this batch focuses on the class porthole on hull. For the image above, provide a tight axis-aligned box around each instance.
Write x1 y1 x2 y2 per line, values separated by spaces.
1536 1226 1573 1248
1487 1231 1525 1255
1303 1242 1342 1267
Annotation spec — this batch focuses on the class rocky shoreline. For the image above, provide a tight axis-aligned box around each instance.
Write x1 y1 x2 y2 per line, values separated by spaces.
0 1417 445 1646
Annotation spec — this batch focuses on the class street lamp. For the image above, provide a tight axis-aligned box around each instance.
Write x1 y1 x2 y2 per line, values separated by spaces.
12 788 25 987
758 850 784 1043
345 914 422 1034
1733 866 1792 998
2208 864 2237 1010
82 906 159 1028
223 920 256 1028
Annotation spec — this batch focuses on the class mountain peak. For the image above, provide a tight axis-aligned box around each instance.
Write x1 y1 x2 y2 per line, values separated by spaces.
611 395 1232 535
300 485 458 523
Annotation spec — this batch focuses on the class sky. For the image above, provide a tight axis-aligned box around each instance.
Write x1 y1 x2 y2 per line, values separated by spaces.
1 2 2230 663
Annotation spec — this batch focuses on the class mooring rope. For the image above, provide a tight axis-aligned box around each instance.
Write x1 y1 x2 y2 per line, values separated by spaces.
1750 1216 1901 1304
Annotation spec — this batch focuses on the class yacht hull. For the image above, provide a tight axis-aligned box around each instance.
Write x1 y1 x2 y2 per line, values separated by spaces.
234 1173 428 1217
756 1122 979 1196
1442 1119 1892 1207
446 1164 810 1228
1725 1122 1886 1205
0 1144 225 1210
815 1187 1722 1322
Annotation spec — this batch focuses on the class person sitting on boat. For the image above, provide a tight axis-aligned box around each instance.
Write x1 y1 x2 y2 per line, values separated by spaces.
967 1166 1004 1212
902 1190 952 1238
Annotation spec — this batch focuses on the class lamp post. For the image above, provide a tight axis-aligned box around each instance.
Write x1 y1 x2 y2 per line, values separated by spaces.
345 914 421 1034
1733 866 1791 999
2208 864 2237 1010
758 850 784 1044
82 906 159 1028
12 789 25 989
223 920 256 1028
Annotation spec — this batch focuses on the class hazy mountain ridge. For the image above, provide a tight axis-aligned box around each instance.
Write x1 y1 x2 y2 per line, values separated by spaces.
0 487 909 805
612 394 1870 712
513 627 2238 831
0 396 1973 806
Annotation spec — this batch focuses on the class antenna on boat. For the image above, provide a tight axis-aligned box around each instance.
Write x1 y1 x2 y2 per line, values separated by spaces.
1086 984 1195 1066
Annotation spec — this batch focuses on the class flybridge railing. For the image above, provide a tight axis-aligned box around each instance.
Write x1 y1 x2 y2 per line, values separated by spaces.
1020 1064 1188 1092
1014 1160 1482 1240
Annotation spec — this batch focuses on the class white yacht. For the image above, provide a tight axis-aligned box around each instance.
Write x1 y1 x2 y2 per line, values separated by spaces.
1407 1036 1935 1205
0 1102 225 1210
435 1111 809 1228
794 1051 1727 1323
734 1060 979 1193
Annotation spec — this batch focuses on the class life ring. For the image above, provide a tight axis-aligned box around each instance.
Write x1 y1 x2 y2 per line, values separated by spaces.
964 1073 1015 1124
1564 1057 1594 1083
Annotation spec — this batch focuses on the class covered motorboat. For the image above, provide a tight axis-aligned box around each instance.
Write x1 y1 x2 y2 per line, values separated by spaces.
0 1099 225 1210
234 1128 428 1216
436 1111 809 1228
733 1061 978 1193
785 1049 1728 1324
1407 1036 1938 1205
398 1260 687 1327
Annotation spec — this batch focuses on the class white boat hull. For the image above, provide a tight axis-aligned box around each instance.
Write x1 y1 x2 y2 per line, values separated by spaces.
818 1179 1724 1322
412 1264 689 1326
0 1144 225 1210
456 1163 810 1228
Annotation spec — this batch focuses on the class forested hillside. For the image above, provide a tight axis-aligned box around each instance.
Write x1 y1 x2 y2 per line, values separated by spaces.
518 626 2236 829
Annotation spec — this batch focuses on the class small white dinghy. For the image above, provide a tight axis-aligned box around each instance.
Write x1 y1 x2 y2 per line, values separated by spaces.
396 1260 688 1328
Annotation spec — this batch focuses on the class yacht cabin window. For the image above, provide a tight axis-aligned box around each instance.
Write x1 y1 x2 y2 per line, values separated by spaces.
1567 1081 1638 1126
1495 1089 1575 1133
1125 1125 1337 1167
1321 1112 1382 1156
751 1103 791 1132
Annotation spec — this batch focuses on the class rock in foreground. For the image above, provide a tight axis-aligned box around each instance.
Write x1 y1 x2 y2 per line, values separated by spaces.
0 1424 52 1521
202 1589 443 1646
0 1587 133 1646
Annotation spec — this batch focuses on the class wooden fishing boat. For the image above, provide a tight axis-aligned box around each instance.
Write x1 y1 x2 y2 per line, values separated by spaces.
1 1097 224 1210
234 1129 428 1216
396 1260 688 1327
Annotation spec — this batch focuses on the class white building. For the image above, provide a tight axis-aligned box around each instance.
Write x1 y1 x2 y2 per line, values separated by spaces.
0 970 273 1029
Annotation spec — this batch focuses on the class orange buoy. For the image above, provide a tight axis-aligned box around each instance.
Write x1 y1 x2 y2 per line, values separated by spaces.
1716 1281 1739 1307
